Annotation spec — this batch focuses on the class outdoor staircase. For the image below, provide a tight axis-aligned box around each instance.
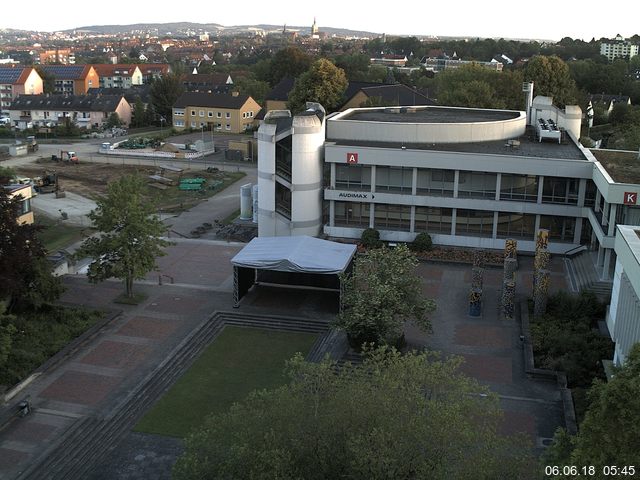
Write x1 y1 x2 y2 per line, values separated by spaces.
565 251 613 301
18 311 329 480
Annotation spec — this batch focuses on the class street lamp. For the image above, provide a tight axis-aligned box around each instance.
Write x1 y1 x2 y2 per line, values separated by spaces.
159 115 166 138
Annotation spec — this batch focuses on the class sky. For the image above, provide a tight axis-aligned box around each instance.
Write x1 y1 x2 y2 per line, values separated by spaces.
2 0 639 41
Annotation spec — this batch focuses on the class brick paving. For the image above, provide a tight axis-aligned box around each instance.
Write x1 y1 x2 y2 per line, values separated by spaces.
79 341 153 369
39 371 123 406
116 316 180 341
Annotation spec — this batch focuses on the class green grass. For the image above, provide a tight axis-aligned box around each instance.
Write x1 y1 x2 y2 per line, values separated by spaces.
36 216 89 253
134 326 318 438
221 208 241 225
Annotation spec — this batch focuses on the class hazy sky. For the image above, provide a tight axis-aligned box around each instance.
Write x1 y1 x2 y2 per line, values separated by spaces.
2 0 638 41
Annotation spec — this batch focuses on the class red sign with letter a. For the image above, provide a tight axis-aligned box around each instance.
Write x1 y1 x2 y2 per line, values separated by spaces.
624 192 637 205
346 152 358 164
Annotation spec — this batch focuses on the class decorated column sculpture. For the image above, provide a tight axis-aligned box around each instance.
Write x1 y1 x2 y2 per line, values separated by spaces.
533 269 550 317
502 276 516 319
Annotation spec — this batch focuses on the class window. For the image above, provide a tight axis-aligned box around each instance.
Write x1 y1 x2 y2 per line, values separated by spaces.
275 183 291 219
335 165 371 191
416 168 454 197
539 215 576 242
542 177 578 205
226 124 231 130
457 171 497 199
199 110 204 117
376 166 413 193
225 112 231 118
496 212 536 239
208 111 213 117
500 174 538 202
216 123 222 130
414 207 453 234
191 121 196 128
191 110 196 116
242 112 246 118
455 209 494 236
175 120 184 127
373 204 411 231
217 112 221 118
249 111 254 117
584 180 597 207
335 201 370 227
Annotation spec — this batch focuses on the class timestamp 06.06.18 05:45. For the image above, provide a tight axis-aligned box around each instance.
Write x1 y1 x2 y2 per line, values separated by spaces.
545 465 637 477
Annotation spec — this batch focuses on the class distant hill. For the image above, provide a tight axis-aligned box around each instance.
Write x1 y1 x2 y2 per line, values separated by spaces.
71 22 379 38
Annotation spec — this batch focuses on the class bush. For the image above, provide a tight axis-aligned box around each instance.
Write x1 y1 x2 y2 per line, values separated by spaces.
411 232 433 252
360 228 382 249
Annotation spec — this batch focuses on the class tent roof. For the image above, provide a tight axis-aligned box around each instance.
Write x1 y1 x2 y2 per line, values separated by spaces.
231 236 357 274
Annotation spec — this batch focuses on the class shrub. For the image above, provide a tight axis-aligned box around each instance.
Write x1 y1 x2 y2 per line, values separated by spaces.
360 228 382 249
411 232 433 252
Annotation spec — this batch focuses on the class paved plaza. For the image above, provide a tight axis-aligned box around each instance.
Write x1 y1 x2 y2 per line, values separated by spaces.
0 242 570 479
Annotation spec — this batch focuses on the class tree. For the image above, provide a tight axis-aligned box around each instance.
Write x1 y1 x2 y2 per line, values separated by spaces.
34 66 56 94
287 59 348 113
131 98 147 128
105 112 123 129
544 343 640 475
523 55 578 107
334 244 435 348
269 46 312 85
0 184 63 312
174 347 535 480
75 175 170 298
149 72 185 125
233 77 270 105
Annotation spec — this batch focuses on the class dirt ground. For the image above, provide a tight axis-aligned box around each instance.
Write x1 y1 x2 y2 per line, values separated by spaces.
16 161 154 198
15 160 244 211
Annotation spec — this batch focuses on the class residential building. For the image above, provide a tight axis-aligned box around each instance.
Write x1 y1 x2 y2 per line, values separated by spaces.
40 65 99 95
9 94 131 130
38 48 75 65
600 34 639 61
340 83 435 110
420 56 503 72
4 184 34 225
0 67 43 113
93 64 143 89
608 225 640 365
172 92 260 133
370 55 408 67
589 93 631 117
137 63 170 83
182 73 233 93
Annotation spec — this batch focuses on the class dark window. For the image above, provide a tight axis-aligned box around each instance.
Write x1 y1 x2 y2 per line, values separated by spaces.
334 201 370 227
457 171 497 199
416 168 454 197
539 215 576 242
414 206 453 234
496 212 536 239
455 209 494 236
335 165 371 191
542 177 578 205
376 166 413 193
373 204 411 231
500 174 538 202
275 183 291 219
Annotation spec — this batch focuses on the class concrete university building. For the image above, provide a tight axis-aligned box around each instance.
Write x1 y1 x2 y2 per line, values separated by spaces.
257 91 640 364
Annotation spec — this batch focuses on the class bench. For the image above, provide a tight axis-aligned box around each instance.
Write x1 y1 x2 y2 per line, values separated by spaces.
159 165 184 173
148 175 175 185
148 182 168 190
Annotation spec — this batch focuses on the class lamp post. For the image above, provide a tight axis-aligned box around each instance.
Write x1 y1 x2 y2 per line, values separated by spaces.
159 115 166 138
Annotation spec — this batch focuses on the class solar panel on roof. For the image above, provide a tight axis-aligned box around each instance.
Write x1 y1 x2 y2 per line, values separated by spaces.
41 65 86 79
0 68 24 84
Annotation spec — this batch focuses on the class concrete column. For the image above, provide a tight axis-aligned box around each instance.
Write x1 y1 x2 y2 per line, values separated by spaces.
608 204 618 236
578 179 587 207
537 175 544 204
329 200 335 227
602 201 610 227
597 244 604 267
412 167 417 196
453 170 460 198
410 205 416 233
330 162 336 189
370 165 376 193
369 202 375 228
574 218 583 244
603 249 612 281
451 208 457 236
492 211 499 238
534 215 541 241
595 190 602 212
495 173 502 201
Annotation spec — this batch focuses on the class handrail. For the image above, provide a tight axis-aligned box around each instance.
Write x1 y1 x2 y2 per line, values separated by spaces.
563 244 586 257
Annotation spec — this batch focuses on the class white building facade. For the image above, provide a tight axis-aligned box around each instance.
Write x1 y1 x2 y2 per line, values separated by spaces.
600 35 639 61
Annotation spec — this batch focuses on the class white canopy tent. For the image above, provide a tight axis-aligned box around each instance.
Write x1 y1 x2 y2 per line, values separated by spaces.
230 236 357 307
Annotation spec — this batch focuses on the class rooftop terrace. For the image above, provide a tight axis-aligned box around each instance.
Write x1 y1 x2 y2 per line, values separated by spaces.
342 106 520 124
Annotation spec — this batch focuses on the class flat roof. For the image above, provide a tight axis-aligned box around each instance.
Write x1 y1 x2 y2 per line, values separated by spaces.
589 149 640 184
332 127 587 161
340 106 520 124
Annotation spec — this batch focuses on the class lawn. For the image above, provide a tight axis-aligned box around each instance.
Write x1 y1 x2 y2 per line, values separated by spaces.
134 326 318 438
36 216 90 253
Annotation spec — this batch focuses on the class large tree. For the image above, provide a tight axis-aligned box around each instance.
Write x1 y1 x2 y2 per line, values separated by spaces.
76 175 169 298
174 347 535 480
149 72 185 126
523 55 578 107
287 58 348 113
334 244 435 348
0 176 63 312
269 46 312 86
544 343 640 475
